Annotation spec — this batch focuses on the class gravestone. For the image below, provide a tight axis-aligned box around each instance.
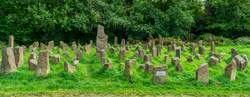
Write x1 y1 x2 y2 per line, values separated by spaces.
124 59 136 81
199 46 206 55
84 44 92 54
156 45 162 56
196 63 209 84
225 60 237 81
96 25 108 54
210 41 215 53
36 51 50 77
172 57 183 72
1 47 16 73
14 47 24 67
28 52 37 70
48 41 54 50
121 39 126 47
64 61 76 73
72 41 78 52
151 46 157 57
49 55 60 64
144 62 154 73
153 65 167 84
209 56 219 65
9 35 14 47
190 43 196 54
76 50 83 60
175 47 181 58
234 55 247 70
231 48 238 58
144 54 152 63
114 36 118 46
119 48 126 61
137 48 144 58
104 59 112 70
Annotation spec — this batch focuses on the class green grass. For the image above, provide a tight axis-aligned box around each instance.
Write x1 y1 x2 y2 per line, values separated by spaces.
0 44 250 96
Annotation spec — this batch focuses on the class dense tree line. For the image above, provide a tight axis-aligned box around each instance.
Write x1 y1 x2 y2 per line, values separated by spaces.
0 0 249 44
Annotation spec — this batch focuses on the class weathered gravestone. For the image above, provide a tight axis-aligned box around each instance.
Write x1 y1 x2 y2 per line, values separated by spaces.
72 41 78 52
137 48 144 58
9 35 14 47
48 41 54 50
225 60 237 81
234 55 248 70
1 47 16 73
153 65 167 84
231 48 238 58
210 41 215 53
172 57 183 72
100 49 106 65
121 39 126 47
209 56 219 65
104 59 112 70
114 36 118 46
76 50 83 60
144 54 152 63
175 47 181 58
36 51 50 77
49 55 61 64
29 52 37 70
14 47 24 67
199 46 206 55
119 48 126 61
151 46 157 57
190 43 196 54
124 59 136 81
96 25 108 54
64 61 76 73
196 63 209 84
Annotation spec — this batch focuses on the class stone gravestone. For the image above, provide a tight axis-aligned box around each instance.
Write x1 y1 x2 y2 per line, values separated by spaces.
209 56 219 65
225 60 237 81
36 51 50 77
76 50 83 60
210 41 215 53
137 48 144 58
104 59 112 70
96 25 108 54
72 41 78 52
9 35 14 47
14 47 24 67
1 47 16 73
199 46 206 55
84 43 92 54
48 41 54 50
231 48 238 58
144 62 154 73
121 39 126 48
151 46 157 57
234 55 247 70
49 55 61 64
196 63 209 84
64 61 76 73
114 36 118 46
29 52 37 70
190 43 196 54
124 59 136 81
119 48 126 61
144 54 152 63
172 57 183 72
153 65 167 84
156 45 162 56
175 47 181 58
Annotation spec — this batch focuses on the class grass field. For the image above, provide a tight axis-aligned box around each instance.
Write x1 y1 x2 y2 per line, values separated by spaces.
0 44 249 97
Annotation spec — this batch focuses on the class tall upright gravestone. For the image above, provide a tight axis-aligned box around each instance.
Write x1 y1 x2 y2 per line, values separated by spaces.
36 51 50 77
1 47 17 73
96 25 108 54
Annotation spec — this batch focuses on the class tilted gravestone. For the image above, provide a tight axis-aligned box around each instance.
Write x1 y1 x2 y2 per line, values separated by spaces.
234 55 248 70
36 51 50 77
96 25 108 54
14 47 24 67
225 60 237 81
153 65 167 84
124 59 136 81
64 61 76 73
196 63 209 84
1 47 16 73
